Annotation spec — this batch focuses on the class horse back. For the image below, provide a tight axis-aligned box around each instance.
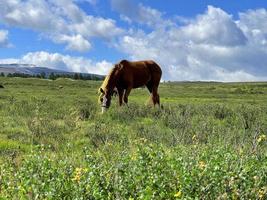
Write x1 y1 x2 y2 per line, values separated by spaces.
118 60 161 88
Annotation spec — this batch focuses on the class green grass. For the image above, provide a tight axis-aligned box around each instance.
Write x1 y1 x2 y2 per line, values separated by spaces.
0 77 267 199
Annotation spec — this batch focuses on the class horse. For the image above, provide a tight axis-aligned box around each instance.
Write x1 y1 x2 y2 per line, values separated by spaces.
98 60 162 113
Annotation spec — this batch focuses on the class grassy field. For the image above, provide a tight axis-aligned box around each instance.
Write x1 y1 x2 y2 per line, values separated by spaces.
0 77 267 199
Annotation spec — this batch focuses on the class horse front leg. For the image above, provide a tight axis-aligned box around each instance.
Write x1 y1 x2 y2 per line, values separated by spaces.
118 88 124 106
123 86 132 105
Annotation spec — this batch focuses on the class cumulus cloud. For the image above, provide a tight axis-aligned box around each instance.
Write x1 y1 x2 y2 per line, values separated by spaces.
0 29 11 47
1 1 267 81
70 16 123 39
1 51 113 75
238 8 267 46
239 9 267 33
111 0 173 28
115 5 267 81
0 0 123 52
1 0 62 31
53 34 92 52
179 6 247 46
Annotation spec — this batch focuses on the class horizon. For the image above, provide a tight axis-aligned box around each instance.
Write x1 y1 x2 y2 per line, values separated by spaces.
0 0 267 81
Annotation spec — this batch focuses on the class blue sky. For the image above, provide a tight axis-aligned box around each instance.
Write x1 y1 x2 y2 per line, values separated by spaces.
0 0 267 81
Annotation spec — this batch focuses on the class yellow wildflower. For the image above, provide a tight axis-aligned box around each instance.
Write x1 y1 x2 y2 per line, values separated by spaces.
223 193 228 199
174 191 182 198
75 167 83 173
198 161 206 170
72 174 81 182
192 134 197 141
131 154 137 161
257 134 266 143
72 167 84 182
231 189 240 200
258 187 267 199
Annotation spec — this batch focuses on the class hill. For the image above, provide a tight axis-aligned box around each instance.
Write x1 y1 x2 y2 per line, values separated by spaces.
0 64 105 80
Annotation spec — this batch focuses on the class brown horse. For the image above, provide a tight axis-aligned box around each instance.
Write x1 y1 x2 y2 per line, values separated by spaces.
98 60 162 112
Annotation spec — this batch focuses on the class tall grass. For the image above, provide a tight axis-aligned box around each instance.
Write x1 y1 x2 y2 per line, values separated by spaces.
0 77 266 199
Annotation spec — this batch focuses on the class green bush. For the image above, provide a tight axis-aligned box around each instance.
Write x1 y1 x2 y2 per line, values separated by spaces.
1 144 267 199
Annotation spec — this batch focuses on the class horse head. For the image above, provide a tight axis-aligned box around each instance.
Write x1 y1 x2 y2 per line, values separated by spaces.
98 87 118 113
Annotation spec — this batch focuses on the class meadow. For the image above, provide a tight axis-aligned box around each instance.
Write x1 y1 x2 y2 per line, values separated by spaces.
0 77 266 199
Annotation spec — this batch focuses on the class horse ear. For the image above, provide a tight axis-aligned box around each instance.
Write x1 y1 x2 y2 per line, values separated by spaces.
118 63 123 70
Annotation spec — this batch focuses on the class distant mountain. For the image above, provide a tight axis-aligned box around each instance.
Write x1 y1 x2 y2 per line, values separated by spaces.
0 64 105 80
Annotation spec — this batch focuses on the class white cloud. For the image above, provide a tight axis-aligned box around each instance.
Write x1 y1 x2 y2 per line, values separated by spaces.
179 6 247 46
1 0 62 31
1 51 113 75
0 0 123 52
0 29 11 47
239 9 267 33
70 16 123 39
238 9 267 46
116 5 267 81
1 1 267 81
111 0 173 28
53 34 92 52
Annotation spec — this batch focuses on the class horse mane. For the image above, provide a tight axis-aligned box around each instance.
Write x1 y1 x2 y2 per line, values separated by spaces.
99 64 119 92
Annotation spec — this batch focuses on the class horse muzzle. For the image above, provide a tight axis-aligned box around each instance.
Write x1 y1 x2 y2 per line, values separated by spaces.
101 106 107 113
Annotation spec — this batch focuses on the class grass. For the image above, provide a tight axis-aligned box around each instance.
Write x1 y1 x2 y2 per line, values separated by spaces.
0 77 267 199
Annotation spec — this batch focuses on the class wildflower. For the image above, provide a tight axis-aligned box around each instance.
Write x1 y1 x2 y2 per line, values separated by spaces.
258 187 267 199
192 134 197 141
72 167 83 182
221 193 228 199
131 154 137 161
253 175 259 182
231 189 240 199
257 134 266 143
174 191 182 198
229 177 235 187
198 161 206 170
75 167 83 173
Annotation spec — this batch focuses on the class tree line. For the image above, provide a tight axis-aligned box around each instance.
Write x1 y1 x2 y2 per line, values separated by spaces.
0 72 104 81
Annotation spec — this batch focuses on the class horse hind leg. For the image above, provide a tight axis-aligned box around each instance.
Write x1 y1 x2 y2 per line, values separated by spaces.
145 81 154 105
152 92 160 106
146 80 160 106
146 81 153 93
151 86 160 106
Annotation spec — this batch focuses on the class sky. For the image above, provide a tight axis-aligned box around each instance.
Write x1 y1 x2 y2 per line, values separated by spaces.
0 0 267 81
